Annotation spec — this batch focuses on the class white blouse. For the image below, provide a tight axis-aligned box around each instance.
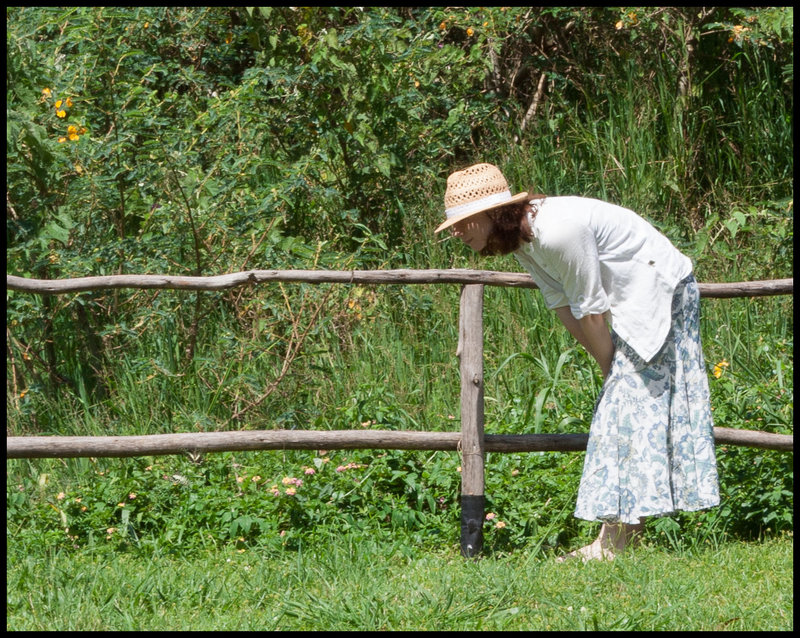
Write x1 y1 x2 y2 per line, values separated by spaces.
514 196 693 362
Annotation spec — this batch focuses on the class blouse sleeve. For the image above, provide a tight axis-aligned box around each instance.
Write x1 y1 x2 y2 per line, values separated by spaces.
538 221 610 320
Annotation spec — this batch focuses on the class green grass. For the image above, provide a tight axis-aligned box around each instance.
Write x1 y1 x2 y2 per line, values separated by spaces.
6 533 793 631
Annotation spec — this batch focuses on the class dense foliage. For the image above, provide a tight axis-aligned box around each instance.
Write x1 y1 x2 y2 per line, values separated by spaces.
6 7 793 558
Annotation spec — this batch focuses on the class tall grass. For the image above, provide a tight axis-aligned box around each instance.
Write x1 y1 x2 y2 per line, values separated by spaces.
508 57 792 237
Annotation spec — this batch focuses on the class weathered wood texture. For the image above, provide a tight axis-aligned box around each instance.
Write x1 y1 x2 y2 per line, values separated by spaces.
458 284 485 496
458 284 485 557
6 271 793 298
5 427 791 459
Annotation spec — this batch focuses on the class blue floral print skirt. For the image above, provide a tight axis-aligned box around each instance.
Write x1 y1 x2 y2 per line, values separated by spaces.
573 274 720 525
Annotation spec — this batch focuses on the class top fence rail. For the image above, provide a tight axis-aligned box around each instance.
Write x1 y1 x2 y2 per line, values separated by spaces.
6 271 794 297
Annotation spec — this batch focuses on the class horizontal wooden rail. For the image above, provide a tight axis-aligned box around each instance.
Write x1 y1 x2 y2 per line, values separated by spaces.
6 271 794 297
5 427 792 459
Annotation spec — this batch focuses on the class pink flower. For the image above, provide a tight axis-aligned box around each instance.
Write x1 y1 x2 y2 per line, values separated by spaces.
336 462 365 472
485 512 496 521
303 467 316 475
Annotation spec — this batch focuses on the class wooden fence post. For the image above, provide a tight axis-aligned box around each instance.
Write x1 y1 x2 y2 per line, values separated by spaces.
458 284 485 558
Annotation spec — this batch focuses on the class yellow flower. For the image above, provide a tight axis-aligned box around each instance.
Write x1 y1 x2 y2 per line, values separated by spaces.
55 99 63 109
712 359 730 378
730 25 750 43
615 20 624 30
58 136 68 143
42 87 52 98
466 27 474 36
56 109 66 118
439 21 446 30
65 97 73 107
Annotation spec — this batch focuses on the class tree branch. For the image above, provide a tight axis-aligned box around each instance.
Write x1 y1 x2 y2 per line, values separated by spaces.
514 71 548 144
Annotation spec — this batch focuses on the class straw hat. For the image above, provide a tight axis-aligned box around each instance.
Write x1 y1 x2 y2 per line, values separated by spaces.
434 163 529 233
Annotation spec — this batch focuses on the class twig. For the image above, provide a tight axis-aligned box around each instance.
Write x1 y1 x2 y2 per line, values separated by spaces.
230 284 336 422
514 71 547 144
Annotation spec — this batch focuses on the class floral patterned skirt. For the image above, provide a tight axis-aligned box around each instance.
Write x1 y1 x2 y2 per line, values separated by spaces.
573 274 720 524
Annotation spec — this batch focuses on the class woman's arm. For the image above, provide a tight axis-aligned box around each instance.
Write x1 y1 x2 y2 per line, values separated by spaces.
554 306 614 379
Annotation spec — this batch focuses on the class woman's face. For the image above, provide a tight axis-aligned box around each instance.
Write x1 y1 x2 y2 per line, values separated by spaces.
451 212 492 252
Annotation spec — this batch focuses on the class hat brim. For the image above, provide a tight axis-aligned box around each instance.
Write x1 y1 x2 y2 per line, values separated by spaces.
434 191 529 234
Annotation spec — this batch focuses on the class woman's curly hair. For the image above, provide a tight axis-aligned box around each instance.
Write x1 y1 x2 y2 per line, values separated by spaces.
480 194 544 256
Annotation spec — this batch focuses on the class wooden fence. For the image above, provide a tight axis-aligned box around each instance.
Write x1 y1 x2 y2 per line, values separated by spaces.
6 270 794 556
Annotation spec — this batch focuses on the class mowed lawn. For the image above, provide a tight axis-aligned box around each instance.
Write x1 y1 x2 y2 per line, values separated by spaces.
7 534 793 631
